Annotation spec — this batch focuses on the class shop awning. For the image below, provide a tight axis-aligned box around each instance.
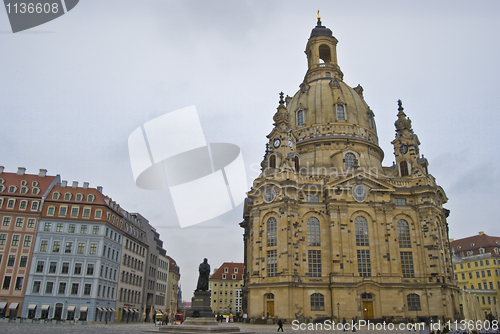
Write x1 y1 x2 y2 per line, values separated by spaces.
9 302 19 310
133 309 139 313
67 305 76 312
41 304 50 311
109 308 115 312
96 307 103 311
122 308 129 312
0 302 7 310
28 304 37 310
80 306 88 312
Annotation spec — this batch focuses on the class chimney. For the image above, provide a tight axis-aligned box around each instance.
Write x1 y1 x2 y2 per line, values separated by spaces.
17 167 26 175
479 231 485 236
83 182 89 189
0 166 4 174
72 181 78 189
38 169 47 177
97 186 103 193
62 180 67 187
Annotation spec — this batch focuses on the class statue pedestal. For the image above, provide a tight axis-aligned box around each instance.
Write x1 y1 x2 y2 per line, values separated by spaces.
159 290 249 333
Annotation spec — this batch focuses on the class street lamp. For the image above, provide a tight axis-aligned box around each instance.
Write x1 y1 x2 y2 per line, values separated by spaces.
337 303 340 322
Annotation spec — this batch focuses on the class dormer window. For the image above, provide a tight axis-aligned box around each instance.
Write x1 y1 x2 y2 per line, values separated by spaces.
52 192 60 200
32 188 39 195
87 194 95 202
8 186 16 193
76 194 83 202
467 251 473 256
337 105 345 120
234 267 238 273
224 267 228 273
20 187 28 194
297 110 304 126
32 181 38 187
344 153 356 171
21 180 27 186
479 248 485 254
64 193 72 201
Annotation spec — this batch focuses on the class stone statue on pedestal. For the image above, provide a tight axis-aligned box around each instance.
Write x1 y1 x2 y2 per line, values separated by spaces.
196 258 210 291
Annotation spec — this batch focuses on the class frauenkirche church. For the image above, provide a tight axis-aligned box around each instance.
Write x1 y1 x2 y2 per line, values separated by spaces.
240 16 459 322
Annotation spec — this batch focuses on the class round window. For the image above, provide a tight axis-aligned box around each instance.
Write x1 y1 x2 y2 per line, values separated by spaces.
264 187 277 203
352 185 366 202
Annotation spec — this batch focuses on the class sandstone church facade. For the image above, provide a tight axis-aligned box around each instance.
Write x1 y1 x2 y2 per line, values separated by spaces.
240 17 459 322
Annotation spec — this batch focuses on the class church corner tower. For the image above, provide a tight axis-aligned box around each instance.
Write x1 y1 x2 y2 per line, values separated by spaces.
241 15 459 323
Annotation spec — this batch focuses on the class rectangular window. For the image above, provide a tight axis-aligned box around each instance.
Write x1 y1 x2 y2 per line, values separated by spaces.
460 263 464 269
395 198 407 206
469 272 473 279
7 255 16 266
15 218 24 227
19 256 27 267
56 223 64 232
400 251 415 278
476 272 480 278
59 206 67 216
80 225 87 234
2 276 11 290
77 242 85 254
92 226 100 235
58 282 66 294
297 110 304 126
11 234 20 246
84 283 91 295
61 262 69 274
74 263 82 275
87 264 94 276
65 241 73 253
7 199 15 208
32 281 41 293
47 207 55 215
49 261 57 273
71 283 79 295
461 273 465 280
68 223 75 233
0 233 6 245
83 208 91 218
27 218 35 228
95 210 102 219
36 261 44 273
23 235 32 247
308 250 322 277
481 270 486 278
357 249 371 277
45 281 54 294
31 201 39 211
52 241 61 252
3 217 11 226
487 270 491 277
306 195 319 203
71 207 79 217
43 222 51 231
267 249 277 277
89 243 97 255
14 277 24 290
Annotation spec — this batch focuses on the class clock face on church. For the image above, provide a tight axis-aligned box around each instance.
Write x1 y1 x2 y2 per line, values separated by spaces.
288 140 293 148
400 145 408 155
273 139 281 148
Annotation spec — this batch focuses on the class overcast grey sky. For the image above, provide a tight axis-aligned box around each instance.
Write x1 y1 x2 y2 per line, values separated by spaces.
1 0 500 297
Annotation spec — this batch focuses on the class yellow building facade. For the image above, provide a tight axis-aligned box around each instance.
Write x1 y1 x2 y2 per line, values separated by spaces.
451 232 500 318
209 262 244 317
240 17 459 323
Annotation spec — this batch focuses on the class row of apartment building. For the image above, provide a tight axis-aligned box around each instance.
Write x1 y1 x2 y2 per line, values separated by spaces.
0 167 181 323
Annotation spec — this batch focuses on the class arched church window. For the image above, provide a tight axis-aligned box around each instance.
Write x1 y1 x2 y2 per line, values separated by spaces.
294 156 300 172
355 216 369 246
297 110 304 126
325 72 331 78
310 293 325 311
267 217 277 247
407 293 421 311
400 160 409 177
337 105 345 120
269 155 276 169
397 220 411 248
344 152 356 171
307 217 320 246
319 44 331 64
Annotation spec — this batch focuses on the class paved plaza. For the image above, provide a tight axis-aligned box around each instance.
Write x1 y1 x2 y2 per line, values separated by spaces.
0 321 439 334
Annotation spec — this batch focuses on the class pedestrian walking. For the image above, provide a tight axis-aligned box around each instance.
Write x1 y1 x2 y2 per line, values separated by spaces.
277 319 284 332
342 317 346 331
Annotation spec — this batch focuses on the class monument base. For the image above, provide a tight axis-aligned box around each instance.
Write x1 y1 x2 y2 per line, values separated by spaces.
159 290 248 333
